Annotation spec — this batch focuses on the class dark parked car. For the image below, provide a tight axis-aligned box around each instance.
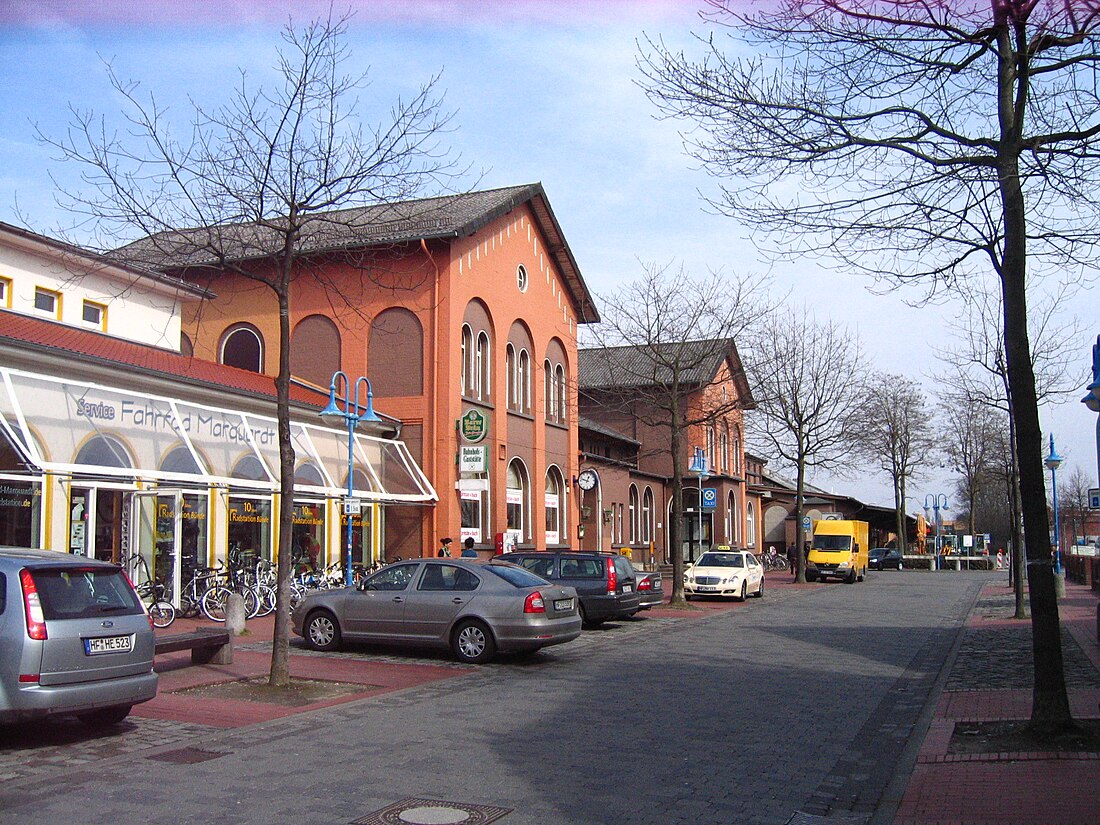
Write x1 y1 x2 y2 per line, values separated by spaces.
292 558 581 664
869 547 903 570
636 571 665 609
0 547 158 726
496 551 642 627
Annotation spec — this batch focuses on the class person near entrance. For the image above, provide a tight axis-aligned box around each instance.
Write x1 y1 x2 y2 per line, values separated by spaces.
438 537 453 557
461 537 478 558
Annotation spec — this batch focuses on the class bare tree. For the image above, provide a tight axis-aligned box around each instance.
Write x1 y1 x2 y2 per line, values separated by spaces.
743 307 867 583
638 0 1100 734
854 373 939 555
1058 465 1093 551
40 13 456 687
580 263 763 604
944 397 1004 537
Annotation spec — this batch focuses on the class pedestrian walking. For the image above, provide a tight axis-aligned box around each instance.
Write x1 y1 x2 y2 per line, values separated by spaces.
437 537 453 558
461 537 478 558
786 543 797 575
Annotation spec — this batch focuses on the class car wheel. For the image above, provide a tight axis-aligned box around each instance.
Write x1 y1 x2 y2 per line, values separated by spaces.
304 610 342 651
846 567 857 584
737 581 747 601
78 704 132 728
452 619 496 664
684 593 693 601
857 568 865 582
756 577 764 598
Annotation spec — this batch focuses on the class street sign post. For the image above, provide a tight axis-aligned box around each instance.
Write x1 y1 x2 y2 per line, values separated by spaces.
1089 488 1100 510
701 488 717 509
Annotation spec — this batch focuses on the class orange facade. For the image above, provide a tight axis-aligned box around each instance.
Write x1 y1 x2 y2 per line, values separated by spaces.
180 195 589 559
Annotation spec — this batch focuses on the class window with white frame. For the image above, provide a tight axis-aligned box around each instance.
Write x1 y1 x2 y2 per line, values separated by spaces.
720 428 729 474
518 349 531 413
516 264 529 293
506 459 529 541
642 487 654 543
476 331 490 399
506 344 517 409
0 276 10 308
34 287 61 319
460 487 486 543
729 490 739 544
555 364 566 422
746 501 756 549
461 325 474 397
544 468 564 545
82 299 107 330
544 359 555 422
628 484 639 544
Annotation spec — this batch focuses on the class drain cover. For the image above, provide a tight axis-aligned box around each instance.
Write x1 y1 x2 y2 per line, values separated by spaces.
146 747 227 764
352 798 512 825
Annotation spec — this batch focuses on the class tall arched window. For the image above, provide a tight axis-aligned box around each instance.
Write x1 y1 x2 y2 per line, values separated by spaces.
706 423 716 470
719 429 729 474
746 501 756 549
518 349 531 413
729 490 739 544
506 459 529 541
544 467 564 545
628 484 639 544
506 344 517 409
220 325 264 373
544 359 555 422
292 314 341 388
476 331 491 399
555 364 567 422
642 487 654 543
369 308 423 396
461 325 474 397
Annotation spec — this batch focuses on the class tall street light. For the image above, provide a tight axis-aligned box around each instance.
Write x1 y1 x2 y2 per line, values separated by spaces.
320 371 381 587
1045 434 1064 584
923 494 948 571
1081 333 1100 485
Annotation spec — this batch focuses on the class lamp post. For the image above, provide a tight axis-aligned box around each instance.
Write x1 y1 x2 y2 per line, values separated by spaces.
1081 333 1100 486
689 447 708 563
923 494 948 571
1045 433 1064 579
319 371 381 586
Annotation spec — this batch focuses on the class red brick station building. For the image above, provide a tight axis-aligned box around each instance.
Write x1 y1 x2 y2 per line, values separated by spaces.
0 184 898 588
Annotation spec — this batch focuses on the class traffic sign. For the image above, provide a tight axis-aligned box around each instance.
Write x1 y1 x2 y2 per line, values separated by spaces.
701 488 717 509
801 516 811 530
1089 488 1100 510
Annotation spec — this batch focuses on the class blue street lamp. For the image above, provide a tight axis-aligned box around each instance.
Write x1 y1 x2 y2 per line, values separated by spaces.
923 494 949 571
1081 334 1100 486
1045 434 1064 576
320 371 381 586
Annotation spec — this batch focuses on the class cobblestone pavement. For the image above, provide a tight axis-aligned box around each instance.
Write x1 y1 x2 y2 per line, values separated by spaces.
0 573 989 825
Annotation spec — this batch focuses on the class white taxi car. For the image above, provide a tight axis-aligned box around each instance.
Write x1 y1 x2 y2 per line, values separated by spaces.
684 548 764 601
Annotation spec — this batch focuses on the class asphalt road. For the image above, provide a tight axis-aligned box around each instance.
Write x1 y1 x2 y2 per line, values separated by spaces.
0 571 991 825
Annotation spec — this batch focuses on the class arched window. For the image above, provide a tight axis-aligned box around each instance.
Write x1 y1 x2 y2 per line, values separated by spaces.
729 490 739 544
746 501 756 549
706 423 716 470
294 461 325 487
369 308 423 396
461 325 474 397
506 459 529 541
555 364 567 422
75 435 131 469
642 487 654 543
544 467 564 545
476 331 491 399
733 428 742 475
180 332 194 357
518 349 531 413
719 429 729 474
628 484 639 544
544 359 554 422
506 344 517 410
292 314 341 389
160 445 203 475
220 325 264 373
231 454 269 482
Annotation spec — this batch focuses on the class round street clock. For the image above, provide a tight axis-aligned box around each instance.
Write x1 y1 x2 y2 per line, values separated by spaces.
576 469 598 491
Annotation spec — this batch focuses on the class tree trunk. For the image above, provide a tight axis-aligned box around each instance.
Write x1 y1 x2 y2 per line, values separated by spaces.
269 249 297 688
794 450 807 583
895 474 908 556
668 401 687 605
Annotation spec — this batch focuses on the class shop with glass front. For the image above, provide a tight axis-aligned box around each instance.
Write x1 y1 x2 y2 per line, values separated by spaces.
0 366 436 605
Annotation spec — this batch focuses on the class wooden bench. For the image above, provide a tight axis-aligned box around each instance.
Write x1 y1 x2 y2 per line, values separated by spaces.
154 628 233 665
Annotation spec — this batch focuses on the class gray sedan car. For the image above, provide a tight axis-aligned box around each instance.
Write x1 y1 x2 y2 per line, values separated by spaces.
0 547 158 726
292 558 581 663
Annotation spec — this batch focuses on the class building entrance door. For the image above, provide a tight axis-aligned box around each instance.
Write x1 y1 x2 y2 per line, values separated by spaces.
69 486 130 562
133 491 183 609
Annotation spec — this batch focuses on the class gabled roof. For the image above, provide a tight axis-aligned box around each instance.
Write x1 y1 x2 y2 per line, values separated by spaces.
0 310 321 407
578 416 641 446
577 338 754 406
113 183 599 322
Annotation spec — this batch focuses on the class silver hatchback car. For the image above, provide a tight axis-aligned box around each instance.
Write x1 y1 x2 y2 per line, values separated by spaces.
0 548 158 726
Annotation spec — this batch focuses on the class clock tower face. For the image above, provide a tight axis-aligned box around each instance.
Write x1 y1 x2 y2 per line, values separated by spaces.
577 469 598 491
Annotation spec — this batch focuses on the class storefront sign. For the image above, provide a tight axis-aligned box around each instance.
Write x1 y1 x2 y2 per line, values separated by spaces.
459 409 487 443
459 445 488 472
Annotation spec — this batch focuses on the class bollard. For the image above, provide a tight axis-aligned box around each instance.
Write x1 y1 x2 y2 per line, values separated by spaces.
1055 571 1066 599
225 592 247 636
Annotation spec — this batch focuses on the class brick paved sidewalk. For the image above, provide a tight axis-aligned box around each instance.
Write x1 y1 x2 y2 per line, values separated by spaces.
891 579 1100 825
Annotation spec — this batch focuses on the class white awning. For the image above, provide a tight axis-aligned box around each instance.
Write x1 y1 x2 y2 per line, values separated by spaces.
0 367 437 504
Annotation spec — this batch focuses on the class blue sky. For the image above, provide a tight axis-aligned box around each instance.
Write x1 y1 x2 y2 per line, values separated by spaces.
2 0 1098 512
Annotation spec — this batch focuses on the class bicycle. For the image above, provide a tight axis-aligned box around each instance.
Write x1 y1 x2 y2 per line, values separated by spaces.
123 552 175 628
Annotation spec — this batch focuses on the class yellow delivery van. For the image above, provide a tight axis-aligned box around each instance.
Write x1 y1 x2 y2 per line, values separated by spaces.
806 519 869 584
